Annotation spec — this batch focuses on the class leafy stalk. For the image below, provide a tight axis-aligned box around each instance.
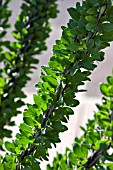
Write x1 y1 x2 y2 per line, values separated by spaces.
48 74 113 170
0 0 12 98
1 0 113 169
0 0 58 141
0 0 12 150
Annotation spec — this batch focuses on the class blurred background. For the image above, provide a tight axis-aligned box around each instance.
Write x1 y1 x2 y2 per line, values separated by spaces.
4 0 113 169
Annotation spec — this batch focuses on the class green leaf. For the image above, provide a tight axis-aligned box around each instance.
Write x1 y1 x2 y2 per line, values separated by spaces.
101 23 113 32
23 117 35 127
94 36 101 46
106 163 113 169
5 142 15 153
0 78 5 88
87 7 97 14
79 58 94 70
100 31 113 41
49 61 63 71
12 31 21 40
107 6 113 23
57 107 74 118
86 39 94 48
107 76 113 85
64 97 79 107
4 52 12 61
0 163 4 170
60 159 69 169
100 83 113 97
90 48 101 61
3 162 16 170
5 154 16 163
30 160 41 169
0 31 7 38
41 66 57 78
81 145 88 158
69 152 77 165
33 95 42 106
17 136 33 146
86 22 95 31
51 121 68 132
19 123 33 134
45 128 61 143
85 15 98 23
68 7 80 21
68 42 86 51
74 144 88 159
44 75 58 87
70 70 87 86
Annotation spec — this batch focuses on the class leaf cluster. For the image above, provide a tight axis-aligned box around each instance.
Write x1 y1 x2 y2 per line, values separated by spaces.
0 0 113 170
48 74 113 170
0 0 58 142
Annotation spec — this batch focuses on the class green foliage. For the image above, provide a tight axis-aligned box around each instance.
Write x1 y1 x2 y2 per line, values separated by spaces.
0 0 58 142
0 0 12 99
0 0 113 169
48 74 113 169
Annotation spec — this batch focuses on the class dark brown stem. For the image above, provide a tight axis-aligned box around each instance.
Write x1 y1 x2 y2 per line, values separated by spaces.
83 143 111 168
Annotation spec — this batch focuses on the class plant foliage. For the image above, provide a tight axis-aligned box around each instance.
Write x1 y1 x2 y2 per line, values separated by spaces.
47 74 113 170
0 0 113 169
0 0 58 142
